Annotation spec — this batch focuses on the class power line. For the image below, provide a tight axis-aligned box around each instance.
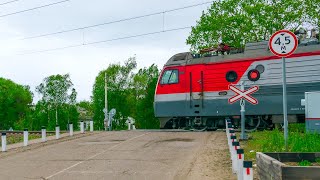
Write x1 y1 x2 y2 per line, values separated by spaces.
21 1 212 40
0 0 19 6
17 26 191 55
86 26 190 45
0 0 70 18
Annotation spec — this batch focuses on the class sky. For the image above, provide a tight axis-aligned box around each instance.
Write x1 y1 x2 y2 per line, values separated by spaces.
0 0 211 102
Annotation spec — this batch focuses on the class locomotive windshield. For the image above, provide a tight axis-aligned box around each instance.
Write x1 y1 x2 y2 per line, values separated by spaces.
160 69 179 84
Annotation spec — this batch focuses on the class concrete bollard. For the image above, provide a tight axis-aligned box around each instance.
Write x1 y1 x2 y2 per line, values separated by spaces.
243 161 253 180
55 125 60 139
80 121 84 133
23 129 28 146
128 122 131 130
237 149 245 180
226 122 232 137
1 132 6 152
225 119 231 128
41 126 46 142
90 120 93 132
69 123 73 136
228 130 235 148
231 141 240 174
229 135 237 154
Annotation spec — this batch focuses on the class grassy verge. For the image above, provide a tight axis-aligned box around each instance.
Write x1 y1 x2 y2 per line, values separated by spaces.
0 134 54 146
240 123 320 162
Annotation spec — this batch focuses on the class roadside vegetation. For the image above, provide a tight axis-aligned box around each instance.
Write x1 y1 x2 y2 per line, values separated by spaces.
0 57 159 132
241 123 320 162
0 134 55 146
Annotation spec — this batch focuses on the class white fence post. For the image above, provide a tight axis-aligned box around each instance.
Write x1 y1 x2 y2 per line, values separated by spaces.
55 125 60 139
41 126 46 142
1 132 6 152
23 129 28 146
243 161 253 180
69 123 73 136
229 135 236 155
237 149 245 180
90 120 93 132
80 121 84 133
231 141 240 174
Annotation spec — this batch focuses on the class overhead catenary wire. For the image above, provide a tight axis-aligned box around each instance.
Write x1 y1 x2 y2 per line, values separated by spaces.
17 26 191 55
0 0 19 6
20 1 213 40
0 0 70 18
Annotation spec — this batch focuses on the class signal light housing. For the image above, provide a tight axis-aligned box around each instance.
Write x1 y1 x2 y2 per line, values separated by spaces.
226 71 238 82
248 69 260 81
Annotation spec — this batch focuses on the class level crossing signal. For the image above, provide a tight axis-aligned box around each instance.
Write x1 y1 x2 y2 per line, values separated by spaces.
228 85 259 105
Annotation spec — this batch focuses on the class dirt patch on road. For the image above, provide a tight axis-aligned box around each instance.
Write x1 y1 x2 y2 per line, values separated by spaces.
176 131 236 180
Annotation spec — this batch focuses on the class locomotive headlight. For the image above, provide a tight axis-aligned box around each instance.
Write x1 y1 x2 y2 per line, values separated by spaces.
255 64 265 74
226 71 238 82
248 69 260 81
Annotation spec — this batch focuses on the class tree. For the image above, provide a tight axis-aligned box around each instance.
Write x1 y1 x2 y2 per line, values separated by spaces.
186 0 319 52
0 78 33 130
77 100 94 123
92 57 137 130
36 74 76 128
132 64 160 129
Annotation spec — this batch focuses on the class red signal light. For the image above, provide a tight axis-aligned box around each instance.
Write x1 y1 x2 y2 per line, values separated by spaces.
248 69 260 81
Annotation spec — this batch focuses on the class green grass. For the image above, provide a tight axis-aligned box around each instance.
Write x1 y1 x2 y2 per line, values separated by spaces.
298 160 312 166
0 134 52 146
240 123 320 161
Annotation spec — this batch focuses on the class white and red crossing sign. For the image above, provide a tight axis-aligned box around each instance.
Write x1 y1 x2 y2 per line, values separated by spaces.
228 85 259 105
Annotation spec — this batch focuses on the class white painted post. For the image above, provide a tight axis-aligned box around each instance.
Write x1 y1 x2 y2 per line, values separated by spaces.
226 122 231 138
1 132 6 152
225 119 230 129
90 120 93 132
132 124 136 130
229 135 236 154
128 121 131 130
237 149 245 180
243 161 253 180
41 126 46 142
228 130 235 149
55 125 60 139
80 121 84 133
69 123 73 136
231 141 240 174
23 129 28 146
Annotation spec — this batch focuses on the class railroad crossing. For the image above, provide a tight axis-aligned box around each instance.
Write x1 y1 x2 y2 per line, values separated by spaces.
0 130 235 180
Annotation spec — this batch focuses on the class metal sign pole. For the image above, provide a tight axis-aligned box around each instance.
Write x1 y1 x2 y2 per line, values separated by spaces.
282 57 288 150
240 82 247 140
269 30 297 151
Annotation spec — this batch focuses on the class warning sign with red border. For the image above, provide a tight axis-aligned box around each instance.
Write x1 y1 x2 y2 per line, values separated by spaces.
228 85 259 105
269 30 298 57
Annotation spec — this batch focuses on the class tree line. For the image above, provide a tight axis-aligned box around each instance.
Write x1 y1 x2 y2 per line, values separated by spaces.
0 58 160 131
187 0 319 51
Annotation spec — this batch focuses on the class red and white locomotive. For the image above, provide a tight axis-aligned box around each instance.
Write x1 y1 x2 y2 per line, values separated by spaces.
154 39 320 130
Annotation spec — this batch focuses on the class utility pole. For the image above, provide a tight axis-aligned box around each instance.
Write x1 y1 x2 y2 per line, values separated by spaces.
104 73 108 131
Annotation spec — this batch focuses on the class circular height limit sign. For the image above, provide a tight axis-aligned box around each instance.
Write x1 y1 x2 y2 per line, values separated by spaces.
269 30 298 57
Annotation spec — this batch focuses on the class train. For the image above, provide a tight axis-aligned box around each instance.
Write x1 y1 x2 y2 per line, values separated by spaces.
154 38 320 131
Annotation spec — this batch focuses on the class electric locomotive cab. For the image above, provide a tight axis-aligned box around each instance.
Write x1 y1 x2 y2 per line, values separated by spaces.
154 53 191 128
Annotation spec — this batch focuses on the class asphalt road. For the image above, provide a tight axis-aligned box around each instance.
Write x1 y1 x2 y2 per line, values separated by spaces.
0 130 235 180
